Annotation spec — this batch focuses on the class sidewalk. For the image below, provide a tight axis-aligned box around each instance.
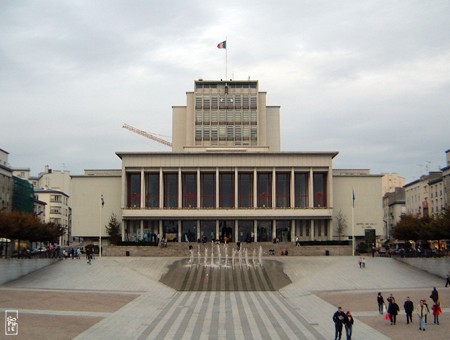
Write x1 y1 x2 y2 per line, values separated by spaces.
1 256 449 339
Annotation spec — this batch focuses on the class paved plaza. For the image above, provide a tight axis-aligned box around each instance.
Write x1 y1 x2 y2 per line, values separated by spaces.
1 255 449 339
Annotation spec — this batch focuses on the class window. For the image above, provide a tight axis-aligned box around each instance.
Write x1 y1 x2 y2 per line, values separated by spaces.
295 173 308 207
145 172 159 208
313 173 327 207
200 173 215 208
257 173 272 207
276 172 290 208
127 173 141 208
182 173 197 208
238 173 253 207
163 173 178 208
219 172 235 208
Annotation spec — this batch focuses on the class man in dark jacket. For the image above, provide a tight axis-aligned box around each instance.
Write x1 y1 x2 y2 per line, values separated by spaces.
404 296 414 324
333 306 347 340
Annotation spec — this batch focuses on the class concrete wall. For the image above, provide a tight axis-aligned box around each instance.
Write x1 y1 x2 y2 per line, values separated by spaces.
394 257 450 279
0 258 60 285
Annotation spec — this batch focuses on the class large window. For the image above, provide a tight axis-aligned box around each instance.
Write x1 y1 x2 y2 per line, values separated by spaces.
238 173 253 208
257 220 272 242
127 173 141 208
200 220 216 242
276 172 290 208
145 173 159 208
200 172 215 208
219 220 234 243
238 220 253 242
313 173 327 207
182 173 197 208
143 220 159 242
275 220 291 242
257 172 272 207
182 220 197 242
163 173 178 208
219 173 235 208
295 173 308 208
163 220 178 242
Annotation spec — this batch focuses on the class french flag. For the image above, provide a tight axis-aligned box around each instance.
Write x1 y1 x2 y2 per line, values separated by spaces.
217 40 227 49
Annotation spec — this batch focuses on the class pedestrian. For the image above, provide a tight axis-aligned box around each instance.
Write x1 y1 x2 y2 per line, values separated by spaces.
86 248 92 265
332 306 346 340
432 301 442 325
377 292 385 314
358 257 362 268
430 287 439 303
416 299 429 331
445 271 450 287
76 248 81 259
295 236 300 247
404 296 414 324
362 257 366 268
345 311 353 340
387 297 399 325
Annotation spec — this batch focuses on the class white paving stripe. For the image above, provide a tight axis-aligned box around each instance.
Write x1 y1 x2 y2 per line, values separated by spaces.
238 292 263 340
249 291 279 340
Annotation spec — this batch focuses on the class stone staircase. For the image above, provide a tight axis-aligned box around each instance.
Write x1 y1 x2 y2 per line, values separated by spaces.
104 242 351 257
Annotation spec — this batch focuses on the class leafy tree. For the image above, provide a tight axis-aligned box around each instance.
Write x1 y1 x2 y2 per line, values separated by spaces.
335 210 347 241
105 213 121 245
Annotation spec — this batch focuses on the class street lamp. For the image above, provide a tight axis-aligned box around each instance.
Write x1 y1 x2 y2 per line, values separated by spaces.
99 194 104 257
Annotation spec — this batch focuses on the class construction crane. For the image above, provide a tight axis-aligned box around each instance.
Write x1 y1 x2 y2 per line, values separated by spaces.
122 123 172 147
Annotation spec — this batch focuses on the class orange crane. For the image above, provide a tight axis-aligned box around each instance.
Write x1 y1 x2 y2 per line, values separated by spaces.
122 123 172 147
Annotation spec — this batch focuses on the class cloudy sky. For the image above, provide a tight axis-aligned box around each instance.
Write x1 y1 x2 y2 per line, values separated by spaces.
1 0 449 183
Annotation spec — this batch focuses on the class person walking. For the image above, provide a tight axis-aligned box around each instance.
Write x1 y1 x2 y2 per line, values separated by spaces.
430 287 439 303
404 296 414 324
387 297 400 325
86 248 92 265
333 306 346 340
345 311 354 340
432 301 442 325
377 292 385 314
445 271 450 287
416 299 429 331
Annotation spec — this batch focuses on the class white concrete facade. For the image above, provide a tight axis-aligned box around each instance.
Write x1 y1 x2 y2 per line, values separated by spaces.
332 170 384 242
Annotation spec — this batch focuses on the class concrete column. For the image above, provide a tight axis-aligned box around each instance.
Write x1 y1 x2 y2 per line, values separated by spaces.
159 169 164 208
290 168 294 208
235 168 238 208
216 168 219 208
309 168 314 208
197 168 201 208
178 168 182 208
140 169 145 208
272 168 276 208
253 169 257 208
310 220 315 241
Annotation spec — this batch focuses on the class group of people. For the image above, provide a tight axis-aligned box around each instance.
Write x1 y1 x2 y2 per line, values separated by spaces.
376 289 442 331
332 307 354 340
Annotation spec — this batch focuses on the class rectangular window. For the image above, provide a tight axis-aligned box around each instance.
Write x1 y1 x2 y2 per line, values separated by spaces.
145 172 159 208
238 173 253 208
250 96 257 109
257 172 272 207
182 173 197 208
219 172 235 208
211 97 218 109
163 220 178 242
243 97 249 109
276 172 290 208
195 97 202 109
313 173 327 207
235 95 241 109
127 172 141 208
200 172 216 208
163 173 178 208
295 173 308 207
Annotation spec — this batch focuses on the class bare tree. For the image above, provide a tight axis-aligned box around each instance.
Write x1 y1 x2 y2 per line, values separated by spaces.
335 210 348 240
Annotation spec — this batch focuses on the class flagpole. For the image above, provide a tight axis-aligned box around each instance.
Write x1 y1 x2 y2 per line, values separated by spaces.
99 194 104 258
225 36 228 80
352 190 355 256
